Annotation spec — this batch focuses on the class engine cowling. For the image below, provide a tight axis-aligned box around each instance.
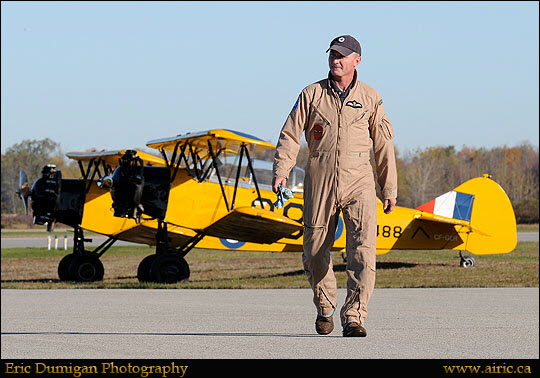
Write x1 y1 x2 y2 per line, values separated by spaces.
28 165 85 231
109 150 170 220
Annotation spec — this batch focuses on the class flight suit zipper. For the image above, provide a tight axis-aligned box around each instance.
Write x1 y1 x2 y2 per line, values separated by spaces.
343 286 362 317
333 90 342 207
318 286 335 314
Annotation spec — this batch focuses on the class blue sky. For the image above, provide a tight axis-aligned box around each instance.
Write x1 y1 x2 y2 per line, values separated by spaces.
2 1 538 156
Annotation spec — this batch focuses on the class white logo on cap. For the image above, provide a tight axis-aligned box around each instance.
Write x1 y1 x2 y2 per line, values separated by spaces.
338 37 345 42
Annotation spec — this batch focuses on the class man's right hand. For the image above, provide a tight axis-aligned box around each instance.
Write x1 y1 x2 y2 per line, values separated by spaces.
272 176 287 193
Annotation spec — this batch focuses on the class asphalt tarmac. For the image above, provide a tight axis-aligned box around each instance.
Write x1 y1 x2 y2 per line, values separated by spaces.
1 288 538 359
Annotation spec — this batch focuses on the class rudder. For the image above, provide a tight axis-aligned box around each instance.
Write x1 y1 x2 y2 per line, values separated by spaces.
453 174 517 255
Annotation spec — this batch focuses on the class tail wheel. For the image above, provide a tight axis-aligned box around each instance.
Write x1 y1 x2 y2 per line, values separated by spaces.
68 253 104 282
137 254 157 282
149 254 190 284
460 256 476 268
58 253 75 281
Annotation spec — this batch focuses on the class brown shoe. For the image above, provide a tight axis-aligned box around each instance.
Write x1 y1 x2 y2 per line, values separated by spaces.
315 315 334 335
342 322 367 337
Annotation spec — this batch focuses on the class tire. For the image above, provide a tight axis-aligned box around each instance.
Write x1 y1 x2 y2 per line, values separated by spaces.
460 256 476 268
149 254 190 284
58 254 75 281
68 253 104 282
137 254 158 282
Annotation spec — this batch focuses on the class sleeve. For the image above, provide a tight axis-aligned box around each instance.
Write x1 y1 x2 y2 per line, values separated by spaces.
369 96 398 199
272 89 310 179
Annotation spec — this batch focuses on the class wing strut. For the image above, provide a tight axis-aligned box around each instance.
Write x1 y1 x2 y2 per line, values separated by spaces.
230 143 246 210
238 144 265 210
242 144 264 209
155 137 267 213
207 140 231 211
76 158 115 193
159 142 214 184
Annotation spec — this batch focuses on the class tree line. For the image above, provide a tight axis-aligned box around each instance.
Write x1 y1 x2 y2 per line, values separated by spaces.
2 138 538 224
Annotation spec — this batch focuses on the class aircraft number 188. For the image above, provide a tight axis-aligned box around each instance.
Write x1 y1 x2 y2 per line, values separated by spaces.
377 225 402 238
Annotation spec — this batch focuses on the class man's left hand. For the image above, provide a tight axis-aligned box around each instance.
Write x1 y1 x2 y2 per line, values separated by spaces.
383 198 397 214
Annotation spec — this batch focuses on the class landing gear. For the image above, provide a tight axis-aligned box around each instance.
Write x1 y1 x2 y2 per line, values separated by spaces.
136 220 198 284
151 254 190 283
57 226 116 282
138 253 190 283
137 254 157 282
58 254 75 281
68 252 104 282
459 251 476 268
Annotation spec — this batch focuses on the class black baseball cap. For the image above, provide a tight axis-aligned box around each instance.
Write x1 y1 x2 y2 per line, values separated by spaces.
326 35 361 57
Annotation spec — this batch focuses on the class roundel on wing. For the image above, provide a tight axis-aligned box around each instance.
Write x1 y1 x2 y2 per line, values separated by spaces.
220 238 246 249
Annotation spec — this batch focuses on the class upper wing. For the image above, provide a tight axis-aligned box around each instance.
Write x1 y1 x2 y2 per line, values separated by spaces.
146 129 275 154
66 150 167 167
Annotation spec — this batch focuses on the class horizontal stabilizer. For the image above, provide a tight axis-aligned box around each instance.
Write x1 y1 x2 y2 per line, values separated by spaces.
203 207 303 244
414 212 470 226
414 212 490 236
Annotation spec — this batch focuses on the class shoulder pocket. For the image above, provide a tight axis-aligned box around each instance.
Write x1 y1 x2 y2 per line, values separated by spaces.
379 121 394 141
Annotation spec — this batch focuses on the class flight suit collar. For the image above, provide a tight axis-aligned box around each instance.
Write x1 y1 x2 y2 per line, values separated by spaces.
327 70 358 102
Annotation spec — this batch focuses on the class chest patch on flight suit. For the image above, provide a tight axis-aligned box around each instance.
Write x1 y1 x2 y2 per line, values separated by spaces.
313 124 324 140
345 100 363 109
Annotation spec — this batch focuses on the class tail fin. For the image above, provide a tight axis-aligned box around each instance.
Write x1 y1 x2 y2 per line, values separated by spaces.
417 174 517 255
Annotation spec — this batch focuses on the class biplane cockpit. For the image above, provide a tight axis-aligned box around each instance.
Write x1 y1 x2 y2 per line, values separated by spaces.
211 155 304 194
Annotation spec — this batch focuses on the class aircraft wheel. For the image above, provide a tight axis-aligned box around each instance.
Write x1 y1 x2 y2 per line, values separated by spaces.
58 254 75 281
137 255 157 282
150 254 190 284
68 253 104 282
460 256 476 268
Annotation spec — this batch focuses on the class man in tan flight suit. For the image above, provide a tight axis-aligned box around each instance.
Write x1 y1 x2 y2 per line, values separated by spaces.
272 35 397 337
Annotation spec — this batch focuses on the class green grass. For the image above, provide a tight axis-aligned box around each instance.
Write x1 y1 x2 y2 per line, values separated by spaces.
517 224 539 232
374 242 538 288
1 242 537 289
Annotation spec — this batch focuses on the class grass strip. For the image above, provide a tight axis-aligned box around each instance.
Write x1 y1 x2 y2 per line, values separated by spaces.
1 242 537 289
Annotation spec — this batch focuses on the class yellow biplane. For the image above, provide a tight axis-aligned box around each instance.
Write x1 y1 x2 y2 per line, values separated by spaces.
18 129 517 283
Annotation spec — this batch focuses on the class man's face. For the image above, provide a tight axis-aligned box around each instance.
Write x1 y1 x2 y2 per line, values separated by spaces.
328 49 361 78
